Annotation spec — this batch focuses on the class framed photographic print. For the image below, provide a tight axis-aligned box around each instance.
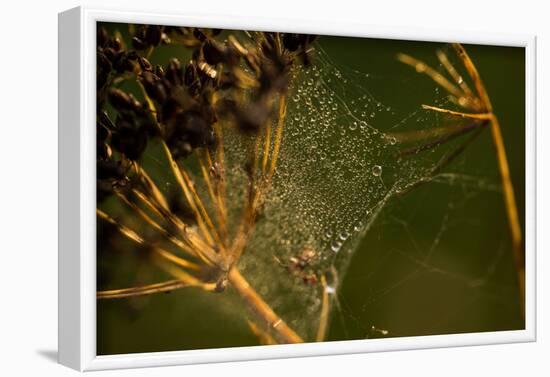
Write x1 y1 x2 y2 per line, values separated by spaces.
58 6 536 371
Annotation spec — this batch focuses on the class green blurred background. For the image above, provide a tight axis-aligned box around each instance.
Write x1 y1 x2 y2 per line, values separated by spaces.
97 24 525 354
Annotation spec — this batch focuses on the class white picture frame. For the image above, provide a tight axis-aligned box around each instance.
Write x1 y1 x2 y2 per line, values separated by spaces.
58 5 537 371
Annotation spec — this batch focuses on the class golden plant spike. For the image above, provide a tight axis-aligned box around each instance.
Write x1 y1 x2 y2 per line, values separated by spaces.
133 162 170 211
316 274 331 342
401 44 524 317
436 49 473 96
116 192 201 266
452 43 493 112
228 267 303 344
160 141 215 247
268 94 288 179
98 280 189 300
155 257 216 291
197 151 228 244
421 104 492 120
180 168 223 248
127 188 217 265
212 123 228 217
136 80 218 249
205 148 228 221
396 53 463 100
262 120 272 175
247 320 278 345
96 209 206 270
452 43 524 315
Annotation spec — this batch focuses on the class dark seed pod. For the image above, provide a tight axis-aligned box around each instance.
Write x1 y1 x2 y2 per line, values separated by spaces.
145 25 163 46
166 111 214 158
184 62 197 86
110 37 123 52
97 159 127 180
131 36 147 50
202 39 225 65
282 33 301 52
193 28 207 42
111 118 148 161
140 71 167 103
97 123 111 160
97 159 131 202
108 88 142 113
112 52 139 74
97 26 109 48
138 56 153 72
154 65 165 77
165 58 183 86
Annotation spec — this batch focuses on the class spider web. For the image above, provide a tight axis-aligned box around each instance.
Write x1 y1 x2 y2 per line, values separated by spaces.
228 42 523 340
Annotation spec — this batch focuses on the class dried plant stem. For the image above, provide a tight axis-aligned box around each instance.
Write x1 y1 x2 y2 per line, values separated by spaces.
400 44 524 316
247 320 277 345
180 168 223 248
116 192 199 261
398 121 485 157
228 267 303 344
205 148 228 222
131 188 182 230
98 280 190 299
212 123 228 214
155 258 216 291
96 209 201 271
262 121 272 175
134 163 170 211
100 202 302 342
451 43 524 314
489 114 525 308
436 49 473 96
397 53 463 100
451 44 493 111
160 141 216 246
421 104 492 120
316 275 330 342
129 188 217 265
198 152 228 243
268 94 288 179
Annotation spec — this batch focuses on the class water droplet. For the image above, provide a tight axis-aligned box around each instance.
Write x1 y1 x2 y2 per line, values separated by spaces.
458 76 464 84
339 231 350 241
349 121 358 131
372 165 382 177
325 286 336 294
389 137 397 145
331 241 343 253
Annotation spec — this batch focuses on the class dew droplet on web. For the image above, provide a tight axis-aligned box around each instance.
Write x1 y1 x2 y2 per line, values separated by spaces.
372 165 383 177
331 240 343 253
325 285 336 294
339 231 350 241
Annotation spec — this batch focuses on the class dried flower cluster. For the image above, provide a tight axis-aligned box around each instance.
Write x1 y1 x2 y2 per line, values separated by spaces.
96 24 317 344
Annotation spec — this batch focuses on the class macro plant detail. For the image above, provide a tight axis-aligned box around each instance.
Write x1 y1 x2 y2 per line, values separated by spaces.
96 23 525 353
